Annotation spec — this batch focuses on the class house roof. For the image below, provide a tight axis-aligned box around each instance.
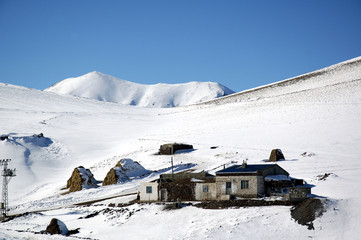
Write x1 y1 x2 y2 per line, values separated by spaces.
160 172 215 183
216 164 278 174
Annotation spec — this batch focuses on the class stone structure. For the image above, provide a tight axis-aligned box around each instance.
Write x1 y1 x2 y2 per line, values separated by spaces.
158 143 193 155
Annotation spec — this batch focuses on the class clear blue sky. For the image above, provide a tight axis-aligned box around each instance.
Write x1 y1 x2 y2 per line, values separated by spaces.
0 0 360 92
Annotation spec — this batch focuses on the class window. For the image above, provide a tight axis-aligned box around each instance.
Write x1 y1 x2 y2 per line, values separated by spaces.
241 180 249 189
203 185 209 193
146 186 152 194
226 182 232 189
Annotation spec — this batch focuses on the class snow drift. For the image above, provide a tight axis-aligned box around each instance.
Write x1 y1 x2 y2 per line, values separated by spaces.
44 71 234 107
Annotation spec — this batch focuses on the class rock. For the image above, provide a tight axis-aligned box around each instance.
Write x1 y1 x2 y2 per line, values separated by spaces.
291 198 325 230
269 149 285 162
0 135 8 141
46 218 68 235
66 166 98 193
300 152 316 157
159 143 193 155
317 173 333 181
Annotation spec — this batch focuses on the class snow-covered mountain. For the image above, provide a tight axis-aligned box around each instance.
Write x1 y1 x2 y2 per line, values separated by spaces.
0 57 361 239
44 71 234 107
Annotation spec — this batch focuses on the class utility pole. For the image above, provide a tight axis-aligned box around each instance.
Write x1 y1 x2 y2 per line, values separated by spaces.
171 157 174 176
0 159 16 220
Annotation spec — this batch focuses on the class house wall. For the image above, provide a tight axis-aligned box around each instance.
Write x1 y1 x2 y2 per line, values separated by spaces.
215 175 260 199
289 187 311 203
256 176 265 196
159 182 196 201
140 182 158 202
195 183 217 200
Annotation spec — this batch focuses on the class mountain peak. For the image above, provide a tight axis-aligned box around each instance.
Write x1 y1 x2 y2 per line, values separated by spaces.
45 72 234 108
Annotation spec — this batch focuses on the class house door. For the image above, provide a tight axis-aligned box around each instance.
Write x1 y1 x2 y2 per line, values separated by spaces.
226 182 232 195
160 189 167 201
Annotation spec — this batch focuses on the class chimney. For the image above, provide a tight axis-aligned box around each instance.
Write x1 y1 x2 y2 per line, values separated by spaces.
242 160 247 168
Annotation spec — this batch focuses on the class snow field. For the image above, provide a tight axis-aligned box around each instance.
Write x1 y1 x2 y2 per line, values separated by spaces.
0 57 361 239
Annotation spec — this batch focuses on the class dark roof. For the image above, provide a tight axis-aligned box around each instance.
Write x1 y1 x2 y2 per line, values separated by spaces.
216 164 277 174
160 172 215 183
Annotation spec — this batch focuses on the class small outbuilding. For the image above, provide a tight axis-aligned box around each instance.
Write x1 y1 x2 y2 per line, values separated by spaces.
139 172 216 202
140 182 159 202
158 143 193 155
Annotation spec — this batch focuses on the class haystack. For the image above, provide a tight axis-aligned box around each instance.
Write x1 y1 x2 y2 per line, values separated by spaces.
102 159 149 186
102 168 123 186
269 149 285 162
66 166 98 193
46 218 68 235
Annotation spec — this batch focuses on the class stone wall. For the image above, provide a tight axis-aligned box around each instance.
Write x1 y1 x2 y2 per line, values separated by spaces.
215 175 260 199
289 187 311 203
195 183 217 201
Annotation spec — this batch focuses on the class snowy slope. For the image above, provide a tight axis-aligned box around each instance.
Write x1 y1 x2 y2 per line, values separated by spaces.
201 56 361 106
0 56 361 239
44 71 234 107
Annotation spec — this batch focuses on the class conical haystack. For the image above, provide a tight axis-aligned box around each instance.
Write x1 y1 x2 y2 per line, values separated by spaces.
66 166 98 193
102 159 149 186
102 168 119 186
269 149 285 162
46 218 68 235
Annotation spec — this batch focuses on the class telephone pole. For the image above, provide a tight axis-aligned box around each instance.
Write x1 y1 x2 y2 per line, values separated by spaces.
0 159 16 220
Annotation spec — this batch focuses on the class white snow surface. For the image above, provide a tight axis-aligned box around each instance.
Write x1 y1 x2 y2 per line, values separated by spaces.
0 56 361 239
44 71 235 108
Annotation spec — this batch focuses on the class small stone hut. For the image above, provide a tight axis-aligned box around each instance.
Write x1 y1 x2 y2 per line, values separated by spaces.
158 143 193 155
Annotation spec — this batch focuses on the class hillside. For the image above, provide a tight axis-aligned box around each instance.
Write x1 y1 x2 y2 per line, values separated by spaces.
0 56 360 239
44 71 234 107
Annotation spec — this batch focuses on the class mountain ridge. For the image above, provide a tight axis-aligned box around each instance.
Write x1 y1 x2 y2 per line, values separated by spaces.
45 71 234 108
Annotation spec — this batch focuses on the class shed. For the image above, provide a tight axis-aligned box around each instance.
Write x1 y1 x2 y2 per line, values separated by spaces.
140 182 159 202
158 172 215 201
158 143 193 155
